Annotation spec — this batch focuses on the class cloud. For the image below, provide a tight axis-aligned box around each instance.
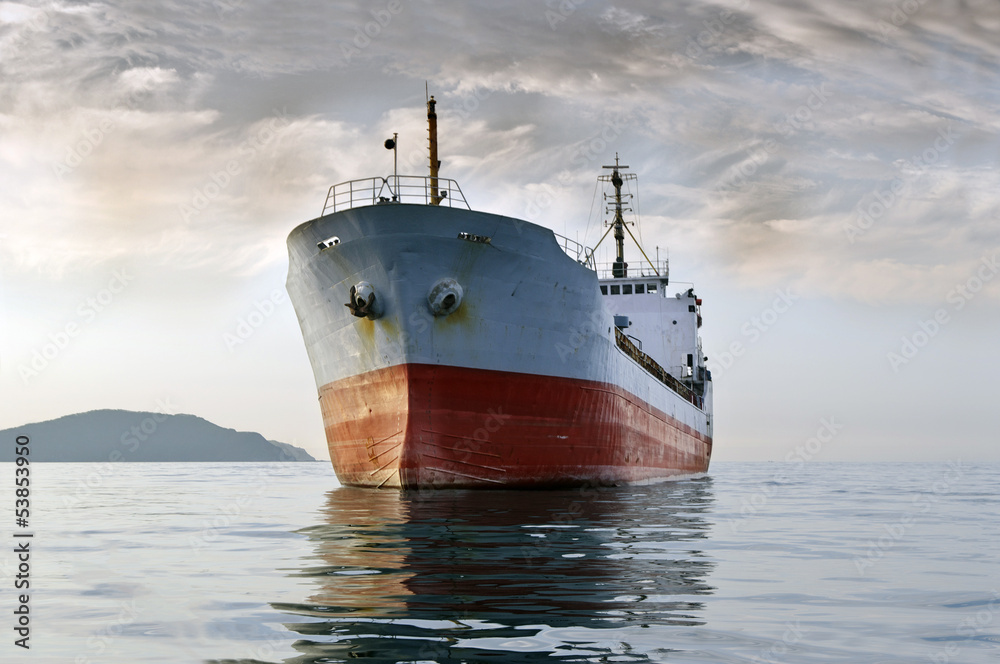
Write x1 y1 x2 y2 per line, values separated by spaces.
0 0 997 307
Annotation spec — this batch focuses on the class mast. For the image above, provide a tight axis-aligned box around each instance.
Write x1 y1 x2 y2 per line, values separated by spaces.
589 154 663 279
603 154 629 278
427 95 442 205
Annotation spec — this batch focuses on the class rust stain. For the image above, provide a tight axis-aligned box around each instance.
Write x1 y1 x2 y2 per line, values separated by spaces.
377 316 399 338
355 317 375 347
438 295 473 325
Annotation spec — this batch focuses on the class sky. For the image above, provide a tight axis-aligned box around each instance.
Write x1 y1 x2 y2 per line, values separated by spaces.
2 0 998 463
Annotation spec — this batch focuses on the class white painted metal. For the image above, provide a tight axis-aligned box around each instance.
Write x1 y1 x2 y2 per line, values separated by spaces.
599 281 705 381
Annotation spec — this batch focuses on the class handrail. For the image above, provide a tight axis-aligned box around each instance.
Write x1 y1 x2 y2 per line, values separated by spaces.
322 175 471 215
615 327 703 409
552 232 596 270
595 258 669 280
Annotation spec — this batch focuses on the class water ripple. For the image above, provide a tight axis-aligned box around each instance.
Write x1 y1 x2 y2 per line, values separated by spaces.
271 481 717 662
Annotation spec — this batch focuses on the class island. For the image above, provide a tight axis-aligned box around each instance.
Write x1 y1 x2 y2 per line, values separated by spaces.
0 410 317 462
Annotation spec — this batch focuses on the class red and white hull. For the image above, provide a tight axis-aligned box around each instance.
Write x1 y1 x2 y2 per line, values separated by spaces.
286 195 712 488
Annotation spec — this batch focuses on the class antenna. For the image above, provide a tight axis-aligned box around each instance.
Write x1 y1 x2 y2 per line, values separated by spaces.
602 153 630 278
383 132 398 199
427 92 442 205
593 155 662 279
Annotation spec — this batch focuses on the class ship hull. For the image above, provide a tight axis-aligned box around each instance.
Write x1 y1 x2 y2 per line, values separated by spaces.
286 202 712 488
320 363 711 488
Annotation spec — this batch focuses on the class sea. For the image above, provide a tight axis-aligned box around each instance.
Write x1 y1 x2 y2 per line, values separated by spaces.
1 461 997 664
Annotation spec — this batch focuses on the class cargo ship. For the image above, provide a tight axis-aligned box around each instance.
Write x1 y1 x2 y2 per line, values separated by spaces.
285 98 713 488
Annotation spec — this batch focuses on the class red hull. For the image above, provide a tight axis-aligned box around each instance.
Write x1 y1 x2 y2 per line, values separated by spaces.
319 364 711 488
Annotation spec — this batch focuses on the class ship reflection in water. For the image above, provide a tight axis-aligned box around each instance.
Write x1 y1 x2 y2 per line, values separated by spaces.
272 479 716 663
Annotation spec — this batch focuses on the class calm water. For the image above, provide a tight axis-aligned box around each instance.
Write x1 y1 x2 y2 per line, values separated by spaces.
1 461 997 663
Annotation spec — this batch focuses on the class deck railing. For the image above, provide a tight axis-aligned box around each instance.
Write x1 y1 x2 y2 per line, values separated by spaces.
615 327 703 409
322 176 471 215
552 233 597 270
594 258 669 281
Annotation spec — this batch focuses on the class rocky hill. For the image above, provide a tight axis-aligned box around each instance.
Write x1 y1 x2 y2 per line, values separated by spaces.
0 410 317 462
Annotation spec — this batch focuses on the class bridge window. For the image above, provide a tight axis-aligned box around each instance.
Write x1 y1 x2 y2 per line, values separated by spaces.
600 285 608 295
647 283 657 294
610 285 620 295
635 284 644 294
623 284 632 295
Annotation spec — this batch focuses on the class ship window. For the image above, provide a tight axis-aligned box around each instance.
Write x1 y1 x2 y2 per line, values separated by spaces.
635 284 644 294
610 285 620 295
623 284 632 295
600 285 608 295
688 305 696 313
647 283 657 293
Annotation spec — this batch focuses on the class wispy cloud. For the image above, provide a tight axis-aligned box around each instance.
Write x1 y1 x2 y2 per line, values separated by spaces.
1 0 997 303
